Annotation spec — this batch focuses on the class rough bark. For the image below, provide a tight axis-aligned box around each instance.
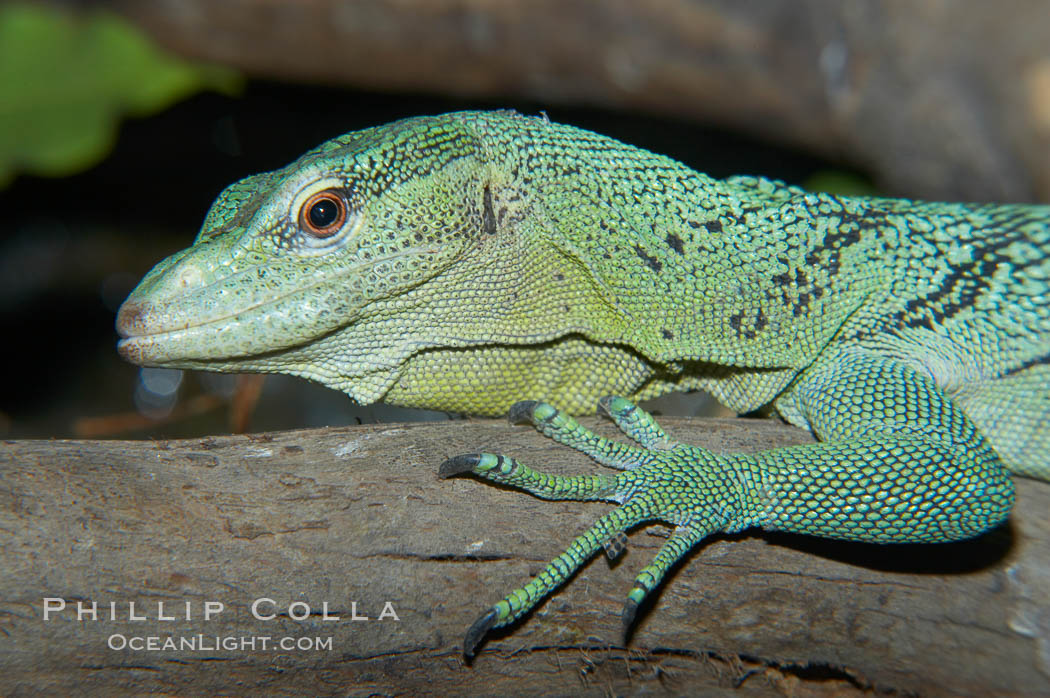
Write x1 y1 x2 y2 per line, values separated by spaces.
105 0 1050 203
2 417 1048 695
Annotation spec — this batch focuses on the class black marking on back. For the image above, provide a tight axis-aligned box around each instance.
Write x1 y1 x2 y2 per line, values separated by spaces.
482 185 497 236
802 211 865 278
902 258 995 325
897 209 1048 330
1002 351 1050 378
666 233 685 255
791 205 880 317
634 245 662 273
728 308 759 340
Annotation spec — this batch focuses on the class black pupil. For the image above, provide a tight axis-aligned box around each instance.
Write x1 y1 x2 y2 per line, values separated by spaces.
308 198 339 229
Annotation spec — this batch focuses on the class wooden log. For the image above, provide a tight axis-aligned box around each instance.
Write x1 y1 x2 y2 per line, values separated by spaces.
107 0 1050 203
2 417 1048 695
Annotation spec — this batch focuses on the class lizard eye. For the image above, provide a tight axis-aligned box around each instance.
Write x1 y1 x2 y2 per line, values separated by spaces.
299 190 347 238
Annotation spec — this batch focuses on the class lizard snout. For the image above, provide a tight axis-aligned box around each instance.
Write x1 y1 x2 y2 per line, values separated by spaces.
115 299 145 340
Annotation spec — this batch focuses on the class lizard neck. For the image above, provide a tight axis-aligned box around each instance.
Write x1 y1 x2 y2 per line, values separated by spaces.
520 168 884 373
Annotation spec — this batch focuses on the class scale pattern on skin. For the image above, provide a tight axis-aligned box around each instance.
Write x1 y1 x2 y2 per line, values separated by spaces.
116 111 1049 656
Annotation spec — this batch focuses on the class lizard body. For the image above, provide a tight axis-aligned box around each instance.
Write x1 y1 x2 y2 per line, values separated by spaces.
117 111 1049 655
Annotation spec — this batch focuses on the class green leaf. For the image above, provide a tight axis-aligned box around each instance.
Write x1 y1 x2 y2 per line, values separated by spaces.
0 4 242 186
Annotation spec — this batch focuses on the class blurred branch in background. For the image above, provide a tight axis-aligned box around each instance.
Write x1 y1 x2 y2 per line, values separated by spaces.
0 3 240 186
100 0 1050 203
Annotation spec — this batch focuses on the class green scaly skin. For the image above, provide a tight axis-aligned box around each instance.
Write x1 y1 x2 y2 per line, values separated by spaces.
117 111 1049 657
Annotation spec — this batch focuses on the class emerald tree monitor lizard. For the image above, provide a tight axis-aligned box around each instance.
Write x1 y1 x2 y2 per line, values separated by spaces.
116 111 1049 657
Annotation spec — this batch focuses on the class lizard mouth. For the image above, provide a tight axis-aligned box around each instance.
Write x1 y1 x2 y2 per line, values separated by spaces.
115 297 296 366
116 246 441 366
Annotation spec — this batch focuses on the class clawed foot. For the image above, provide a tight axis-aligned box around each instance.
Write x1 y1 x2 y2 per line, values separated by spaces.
440 397 742 657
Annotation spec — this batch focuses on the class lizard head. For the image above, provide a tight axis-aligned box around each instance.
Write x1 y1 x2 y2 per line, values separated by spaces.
117 113 503 404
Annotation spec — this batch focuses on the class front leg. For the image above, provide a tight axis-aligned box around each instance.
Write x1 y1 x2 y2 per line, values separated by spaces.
440 398 752 656
441 350 1015 657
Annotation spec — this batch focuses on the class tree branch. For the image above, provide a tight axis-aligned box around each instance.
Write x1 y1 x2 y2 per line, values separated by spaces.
2 417 1048 694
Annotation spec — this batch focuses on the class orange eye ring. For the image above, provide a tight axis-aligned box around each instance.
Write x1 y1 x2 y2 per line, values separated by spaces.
299 190 347 238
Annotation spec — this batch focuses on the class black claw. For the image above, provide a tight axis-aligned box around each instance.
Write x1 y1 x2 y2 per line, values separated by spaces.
507 400 539 425
464 608 499 659
621 598 640 646
438 454 482 478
